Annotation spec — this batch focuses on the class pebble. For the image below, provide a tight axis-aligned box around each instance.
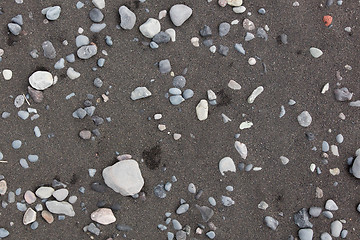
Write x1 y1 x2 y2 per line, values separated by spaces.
159 59 171 73
93 78 103 88
218 45 229 56
173 76 186 88
257 27 268 41
20 158 29 168
325 199 338 211
0 152 2 161
67 67 81 79
169 88 181 95
235 141 247 159
34 126 41 137
222 196 235 206
247 86 264 103
330 220 342 237
89 8 103 23
310 47 323 58
12 140 22 149
105 36 113 46
309 207 322 217
322 141 329 152
294 208 313 228
92 0 105 9
334 87 353 101
164 182 172 191
248 57 256 66
169 95 185 105
258 8 266 14
23 208 37 225
8 23 22 35
234 43 245 54
245 32 255 41
97 58 105 67
219 22 230 36
180 89 193 100
196 205 214 222
66 54 75 62
351 155 360 178
243 19 255 31
169 4 192 27
280 156 290 165
68 196 77 204
341 229 348 238
206 231 216 239
76 35 90 47
264 216 279 230
36 187 54 199
200 25 212 37
323 211 333 219
28 155 39 163
208 197 216 206
8 192 15 203
196 100 208 121
176 204 189 214
191 37 199 47
116 224 132 231
299 229 313 240
29 71 54 90
53 189 69 201
139 18 161 38
18 111 29 120
131 87 152 100
336 134 344 143
3 69 13 80
219 157 236 175
320 232 332 240
209 45 217 53
77 45 98 59
233 6 246 13
91 208 116 225
45 201 75 216
297 111 312 127
153 32 171 44
228 80 241 90
42 41 56 59
0 181 6 196
54 58 65 69
17 202 27 211
172 219 182 230
349 100 360 107
45 6 61 20
0 228 9 238
24 190 37 204
258 201 268 210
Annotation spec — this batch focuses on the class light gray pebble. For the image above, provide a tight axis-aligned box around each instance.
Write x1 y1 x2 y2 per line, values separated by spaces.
58 215 65 220
188 183 196 194
337 0 342 5
87 223 100 235
279 33 288 44
169 95 185 105
45 6 61 20
42 41 56 59
341 229 348 238
173 76 186 88
245 164 253 172
323 211 333 219
234 43 245 55
206 231 216 239
169 88 181 95
105 36 113 46
326 0 334 6
219 45 229 56
0 228 9 238
208 197 216 206
2 112 10 119
153 31 171 44
8 23 21 35
238 162 245 171
78 187 85 194
35 204 43 211
54 58 65 69
150 42 159 49
322 141 329 152
172 219 182 230
154 184 167 198
325 199 338 211
167 232 174 240
0 152 3 161
30 49 39 59
316 167 322 175
336 134 343 144
30 221 39 230
11 14 23 25
34 126 41 137
72 108 87 119
171 176 177 182
331 220 342 237
298 229 313 240
18 111 29 120
203 39 213 47
309 207 322 217
66 54 75 63
85 106 95 117
182 89 194 99
222 196 234 206
158 224 167 231
97 58 105 67
28 155 38 163
15 188 21 195
264 216 279 230
90 23 106 32
65 93 75 100
12 140 22 149
77 45 97 59
176 204 189 215
8 192 15 203
89 8 104 22
14 95 25 108
76 35 90 47
17 202 27 211
93 78 103 88
68 196 77 204
165 182 172 191
288 99 296 105
209 99 217 105
226 186 234 191
1 201 8 209
258 8 266 14
219 22 230 37
165 212 171 218
31 114 40 121
76 1 84 9
257 27 268 41
159 59 171 73
320 232 332 240
334 87 353 101
200 25 212 37
245 32 255 41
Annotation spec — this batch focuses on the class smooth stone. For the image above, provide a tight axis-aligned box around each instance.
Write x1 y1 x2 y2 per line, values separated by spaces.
228 0 243 6
320 232 332 240
52 189 69 201
336 134 344 143
24 190 36 204
0 228 9 238
116 224 132 231
11 14 23 25
182 89 194 99
330 220 342 237
322 141 330 152
352 155 360 178
91 182 106 193
325 199 338 211
173 76 186 88
77 45 97 59
79 130 91 140
219 45 229 56
199 25 212 37
258 8 266 14
279 33 288 44
169 4 192 26
243 18 255 31
165 28 176 42
248 86 264 103
46 6 61 20
42 41 56 59
341 230 348 238
219 157 236 175
309 207 322 217
169 88 182 95
228 80 242 90
45 201 75 216
349 100 360 107
2 69 13 80
102 160 144 196
97 58 105 67
119 6 136 30
12 140 22 149
222 196 235 206
92 0 105 9
176 204 189 215
131 87 152 100
310 47 323 58
196 100 208 121
93 78 103 88
245 32 255 41
176 230 186 240
0 152 3 161
28 87 44 104
76 35 90 47
67 67 80 79
23 208 37 225
219 22 230 36
294 208 313 228
20 159 29 168
208 197 216 206
297 111 312 127
18 110 29 120
169 95 184 105
54 58 65 69
280 156 290 165
206 231 215 239
91 208 116 225
85 106 95 116
89 8 103 22
90 23 106 32
334 87 353 101
196 205 214 222
235 141 247 159
323 211 334 219
0 181 7 195
28 155 39 163
36 187 54 199
188 183 196 194
172 219 182 230
66 54 75 62
299 229 313 240
8 23 21 35
264 216 279 230
139 18 161 38
159 59 171 73
17 202 27 211
234 43 245 54
153 31 171 44
154 184 167 198
29 71 54 90
105 35 113 46
257 27 268 40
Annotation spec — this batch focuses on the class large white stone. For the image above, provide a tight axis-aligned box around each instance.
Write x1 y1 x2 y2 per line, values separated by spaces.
119 6 136 30
219 157 236 175
91 208 116 225
92 0 105 9
2 69 12 80
310 47 323 58
102 160 144 196
169 4 192 27
139 18 161 38
196 99 208 121
131 87 152 100
45 201 75 217
35 186 54 199
29 71 54 90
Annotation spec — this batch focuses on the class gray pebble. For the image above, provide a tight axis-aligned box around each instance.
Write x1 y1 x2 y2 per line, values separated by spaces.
264 216 279 230
97 58 105 67
30 221 39 230
0 152 3 161
91 182 105 193
1 201 7 209
219 22 230 37
336 134 344 143
87 223 100 235
294 208 313 228
172 219 182 230
334 87 353 101
176 204 189 214
30 49 39 59
12 140 22 149
72 108 87 119
66 54 75 63
93 78 103 88
167 232 174 240
8 192 15 203
11 14 23 25
58 215 65 220
176 230 186 240
188 183 196 194
27 154 38 163
206 231 216 239
158 224 167 231
279 33 288 44
203 39 213 47
222 196 234 206
42 41 56 59
245 32 255 41
337 0 342 5
45 6 61 20
18 111 29 120
76 1 84 9
305 132 315 141
89 8 104 22
2 112 10 119
322 141 330 152
90 23 106 32
54 58 65 69
0 228 9 238
173 76 186 88
170 95 185 105
105 36 113 46
17 202 27 211
150 42 159 49
257 27 268 41
34 126 41 137
209 99 217 105
245 164 253 172
200 25 212 37
154 184 166 198
299 229 313 240
78 187 85 194
116 224 132 231
234 43 245 54
238 162 245 171
320 232 332 240
288 99 296 105
169 88 182 95
77 45 97 59
341 229 348 238
309 207 322 217
153 31 171 44
92 116 104 125
258 8 266 14
218 45 229 56
15 188 21 195
164 182 172 191
182 89 194 99
326 0 334 6
323 211 333 219
159 59 171 73
76 35 90 47
8 23 21 35
208 197 216 206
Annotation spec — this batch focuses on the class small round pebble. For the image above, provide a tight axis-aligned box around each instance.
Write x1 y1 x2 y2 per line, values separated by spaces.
12 140 22 149
173 76 186 88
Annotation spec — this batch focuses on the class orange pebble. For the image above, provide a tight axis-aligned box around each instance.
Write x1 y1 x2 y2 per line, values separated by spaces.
323 15 333 27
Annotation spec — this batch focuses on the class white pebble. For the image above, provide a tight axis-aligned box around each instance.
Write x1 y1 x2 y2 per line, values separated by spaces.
248 57 256 65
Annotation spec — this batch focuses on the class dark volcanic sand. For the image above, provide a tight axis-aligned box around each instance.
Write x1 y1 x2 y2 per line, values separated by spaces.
0 0 359 239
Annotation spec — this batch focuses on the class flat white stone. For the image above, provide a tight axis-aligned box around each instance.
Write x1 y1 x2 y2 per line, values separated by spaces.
2 69 13 80
131 87 152 100
92 0 105 9
29 71 54 90
247 86 263 103
139 18 161 38
196 99 208 121
165 28 176 42
234 141 247 159
310 47 323 58
52 189 69 201
280 156 290 165
297 111 312 127
219 157 236 175
67 67 80 80
23 208 36 225
91 208 116 225
239 121 253 130
35 186 54 199
169 4 192 27
228 80 241 90
46 201 75 216
227 0 243 6
102 160 144 196
321 83 329 94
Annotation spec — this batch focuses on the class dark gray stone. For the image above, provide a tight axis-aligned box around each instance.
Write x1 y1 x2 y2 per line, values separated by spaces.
89 8 104 23
200 25 212 37
152 31 171 44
